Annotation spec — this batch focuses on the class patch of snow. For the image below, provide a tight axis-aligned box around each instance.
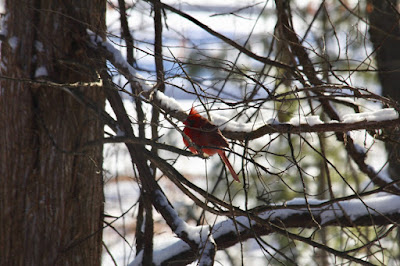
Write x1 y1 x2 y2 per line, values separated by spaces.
35 41 44 52
154 90 184 112
0 13 8 37
103 143 135 178
129 237 190 266
34 66 48 78
104 179 140 214
353 143 366 154
88 30 153 91
267 118 280 125
89 30 188 115
211 112 264 132
211 215 254 239
289 115 323 126
342 108 399 123
323 194 400 224
0 61 6 71
126 191 400 265
285 198 326 205
176 223 211 247
8 36 18 51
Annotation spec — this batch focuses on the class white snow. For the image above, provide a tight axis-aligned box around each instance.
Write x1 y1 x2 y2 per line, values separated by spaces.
89 30 188 115
289 115 324 126
342 108 399 123
102 179 140 265
34 66 48 78
129 237 190 266
88 31 152 90
91 32 398 139
0 61 6 71
126 193 400 265
211 113 260 132
267 118 280 125
103 143 135 178
274 194 400 225
175 222 211 246
273 108 399 129
0 13 9 37
0 1 5 14
127 189 215 265
154 90 184 112
192 194 400 246
319 194 400 224
285 198 325 205
35 41 44 52
8 36 18 51
154 189 212 247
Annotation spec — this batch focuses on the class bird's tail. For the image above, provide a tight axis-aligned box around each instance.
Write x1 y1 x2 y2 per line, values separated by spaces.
219 151 240 182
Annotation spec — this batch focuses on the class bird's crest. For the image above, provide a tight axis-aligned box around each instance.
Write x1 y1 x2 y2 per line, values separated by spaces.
187 107 202 120
189 107 199 116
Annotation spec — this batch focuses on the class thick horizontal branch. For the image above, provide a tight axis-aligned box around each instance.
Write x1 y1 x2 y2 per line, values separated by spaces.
89 29 399 143
90 28 398 192
131 195 400 265
223 118 400 141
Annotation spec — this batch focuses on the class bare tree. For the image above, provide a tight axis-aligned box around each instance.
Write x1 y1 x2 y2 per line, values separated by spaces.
97 1 400 265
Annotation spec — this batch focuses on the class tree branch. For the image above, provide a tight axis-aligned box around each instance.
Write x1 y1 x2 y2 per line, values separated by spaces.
144 0 295 72
131 194 400 265
222 118 400 140
274 1 400 191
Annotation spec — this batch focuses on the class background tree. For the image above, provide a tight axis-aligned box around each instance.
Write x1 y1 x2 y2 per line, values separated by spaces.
368 0 400 181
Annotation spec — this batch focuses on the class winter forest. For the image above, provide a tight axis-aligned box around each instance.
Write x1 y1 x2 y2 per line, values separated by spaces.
1 0 400 265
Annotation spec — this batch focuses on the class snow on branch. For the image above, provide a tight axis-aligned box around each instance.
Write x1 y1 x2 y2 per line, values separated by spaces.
89 30 399 191
131 194 400 265
221 108 399 141
88 31 399 141
342 108 399 123
88 30 187 118
137 189 216 266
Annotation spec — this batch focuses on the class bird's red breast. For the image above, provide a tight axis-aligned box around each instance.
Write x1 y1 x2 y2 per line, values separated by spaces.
183 107 229 156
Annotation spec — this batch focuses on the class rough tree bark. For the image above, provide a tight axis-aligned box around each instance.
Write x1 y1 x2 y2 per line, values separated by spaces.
0 0 106 265
368 0 400 179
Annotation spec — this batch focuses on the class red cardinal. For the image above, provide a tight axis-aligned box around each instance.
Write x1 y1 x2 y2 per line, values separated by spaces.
183 107 240 182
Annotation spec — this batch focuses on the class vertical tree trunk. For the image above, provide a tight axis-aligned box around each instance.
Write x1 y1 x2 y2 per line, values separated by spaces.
368 0 400 179
0 1 106 265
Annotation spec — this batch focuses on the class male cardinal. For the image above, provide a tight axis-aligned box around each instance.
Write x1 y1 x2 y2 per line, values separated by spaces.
183 107 240 182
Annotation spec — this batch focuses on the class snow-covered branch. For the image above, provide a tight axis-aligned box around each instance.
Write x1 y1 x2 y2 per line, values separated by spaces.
91 30 399 192
89 31 399 141
130 194 400 265
132 189 216 266
221 111 399 141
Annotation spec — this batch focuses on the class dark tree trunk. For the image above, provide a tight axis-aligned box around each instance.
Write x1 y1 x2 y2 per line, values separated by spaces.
0 1 106 265
368 0 400 179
